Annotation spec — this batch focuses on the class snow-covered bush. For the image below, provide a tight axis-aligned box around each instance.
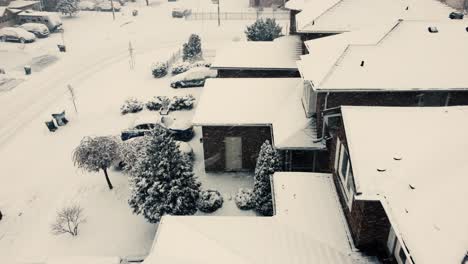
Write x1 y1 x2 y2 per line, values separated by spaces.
119 136 150 172
191 60 211 68
235 188 254 210
169 95 195 110
171 62 192 75
146 96 170 111
128 126 201 223
56 0 79 16
50 204 85 237
245 18 283 41
197 189 223 213
72 136 121 190
120 98 144 115
183 34 203 62
252 140 281 216
151 62 168 78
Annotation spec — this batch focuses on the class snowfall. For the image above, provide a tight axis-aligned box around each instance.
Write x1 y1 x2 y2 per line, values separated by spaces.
0 0 289 262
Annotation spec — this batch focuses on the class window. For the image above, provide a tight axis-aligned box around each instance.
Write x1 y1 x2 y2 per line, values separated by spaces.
415 94 424 106
387 228 397 254
334 138 341 171
336 140 355 209
340 149 349 182
398 247 407 263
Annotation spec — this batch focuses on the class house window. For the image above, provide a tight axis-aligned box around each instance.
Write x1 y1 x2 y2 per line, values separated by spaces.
339 146 349 183
415 94 424 106
334 137 341 171
398 247 407 263
336 140 355 210
387 227 397 254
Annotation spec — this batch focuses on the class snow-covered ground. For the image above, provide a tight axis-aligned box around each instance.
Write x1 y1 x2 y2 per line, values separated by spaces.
0 0 270 262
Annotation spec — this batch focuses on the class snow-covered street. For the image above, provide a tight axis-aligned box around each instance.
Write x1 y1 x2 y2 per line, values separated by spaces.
0 0 261 262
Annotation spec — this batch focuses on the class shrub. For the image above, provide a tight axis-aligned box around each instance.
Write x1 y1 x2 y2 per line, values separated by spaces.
245 18 283 41
56 0 79 16
146 96 170 111
171 62 192 75
183 34 203 62
235 188 254 210
151 62 168 78
169 95 195 110
50 205 86 236
197 189 223 213
191 60 211 68
121 98 144 115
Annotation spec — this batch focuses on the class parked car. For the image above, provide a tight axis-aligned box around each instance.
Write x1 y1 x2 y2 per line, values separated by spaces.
121 114 194 142
172 8 191 18
17 11 63 32
0 27 36 43
19 23 50 38
170 67 217 88
96 1 121 11
79 1 97 10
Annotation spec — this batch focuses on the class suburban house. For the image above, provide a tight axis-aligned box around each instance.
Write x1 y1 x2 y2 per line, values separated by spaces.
211 35 302 78
0 0 40 27
298 20 468 140
143 172 378 264
193 78 328 173
330 105 468 264
285 0 454 52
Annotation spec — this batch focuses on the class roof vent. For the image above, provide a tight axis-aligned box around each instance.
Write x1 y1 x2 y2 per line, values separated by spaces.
466 27 468 32
377 168 386 172
405 6 409 10
428 26 438 33
393 155 402 161
360 60 365 67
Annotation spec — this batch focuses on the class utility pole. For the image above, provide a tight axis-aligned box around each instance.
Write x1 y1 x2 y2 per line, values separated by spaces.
217 0 220 26
110 0 116 20
67 84 78 114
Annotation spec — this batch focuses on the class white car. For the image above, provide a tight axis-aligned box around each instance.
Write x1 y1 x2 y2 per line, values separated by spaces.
170 67 217 88
79 1 97 10
96 1 122 11
19 23 50 38
0 27 36 43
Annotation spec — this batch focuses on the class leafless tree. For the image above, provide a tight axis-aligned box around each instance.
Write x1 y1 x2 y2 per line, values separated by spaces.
50 204 86 236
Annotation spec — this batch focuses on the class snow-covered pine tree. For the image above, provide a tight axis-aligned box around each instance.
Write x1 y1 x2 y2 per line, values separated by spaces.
245 18 282 41
182 34 202 62
56 0 79 16
128 126 201 223
252 140 281 216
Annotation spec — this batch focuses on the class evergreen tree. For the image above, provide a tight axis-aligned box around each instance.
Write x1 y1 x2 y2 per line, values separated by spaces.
128 127 201 223
245 18 283 41
72 136 120 190
56 0 79 16
252 140 281 216
182 34 202 62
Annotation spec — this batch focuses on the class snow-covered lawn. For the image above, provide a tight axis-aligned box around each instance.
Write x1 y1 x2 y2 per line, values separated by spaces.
0 0 266 262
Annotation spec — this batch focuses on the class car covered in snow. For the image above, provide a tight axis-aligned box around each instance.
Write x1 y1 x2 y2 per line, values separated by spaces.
170 67 217 88
79 1 97 10
0 27 36 43
19 23 50 38
17 11 63 32
171 8 191 18
121 113 194 142
96 1 122 11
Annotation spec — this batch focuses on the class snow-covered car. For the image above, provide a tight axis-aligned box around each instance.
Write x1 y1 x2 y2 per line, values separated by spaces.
19 23 50 38
121 113 194 142
96 1 121 11
172 8 191 18
170 67 217 88
79 1 97 10
0 27 36 43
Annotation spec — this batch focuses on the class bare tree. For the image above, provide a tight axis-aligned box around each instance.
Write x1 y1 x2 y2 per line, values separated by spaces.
72 136 120 190
50 205 86 236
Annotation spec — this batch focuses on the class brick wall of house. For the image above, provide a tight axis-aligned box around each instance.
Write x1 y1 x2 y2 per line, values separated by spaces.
217 69 300 78
201 126 272 172
316 90 468 137
329 124 391 256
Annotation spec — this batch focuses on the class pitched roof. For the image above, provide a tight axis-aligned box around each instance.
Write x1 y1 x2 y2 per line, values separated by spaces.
211 36 302 70
298 20 468 91
295 0 454 33
144 172 377 264
341 105 468 264
7 0 39 9
192 78 324 149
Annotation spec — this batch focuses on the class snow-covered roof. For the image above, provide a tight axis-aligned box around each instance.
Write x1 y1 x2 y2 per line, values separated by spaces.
296 0 455 33
211 36 302 70
0 7 6 17
284 0 308 10
341 105 468 264
45 256 122 264
7 0 39 9
144 172 375 264
193 78 324 149
299 20 468 91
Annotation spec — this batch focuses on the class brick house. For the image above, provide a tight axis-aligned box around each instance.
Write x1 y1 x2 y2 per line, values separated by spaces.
193 78 327 172
298 20 468 140
211 35 302 78
330 106 468 263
